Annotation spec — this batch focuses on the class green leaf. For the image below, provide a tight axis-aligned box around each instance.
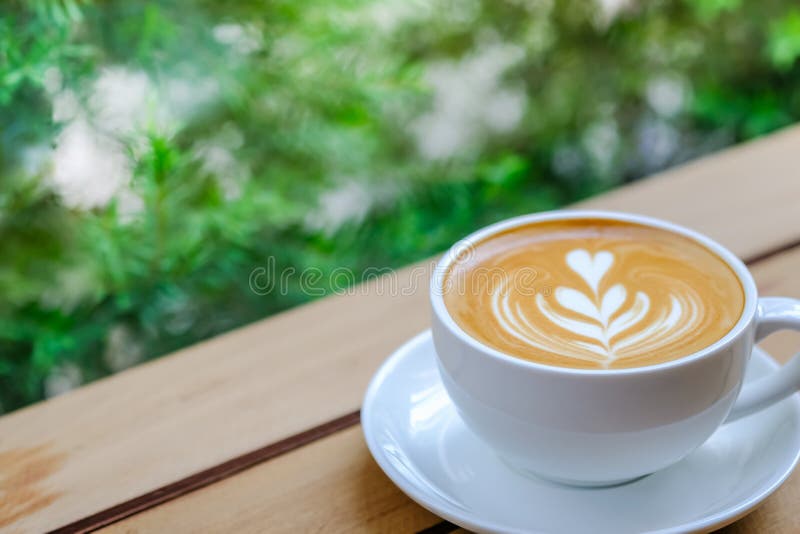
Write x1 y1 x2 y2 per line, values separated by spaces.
767 10 800 70
685 0 742 22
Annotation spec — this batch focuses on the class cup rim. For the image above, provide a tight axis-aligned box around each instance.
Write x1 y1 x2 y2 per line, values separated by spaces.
429 209 758 376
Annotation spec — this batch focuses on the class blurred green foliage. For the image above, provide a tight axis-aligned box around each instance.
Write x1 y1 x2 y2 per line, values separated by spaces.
1 0 800 412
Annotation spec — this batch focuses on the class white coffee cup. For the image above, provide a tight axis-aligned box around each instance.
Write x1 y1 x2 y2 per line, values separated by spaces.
430 210 800 486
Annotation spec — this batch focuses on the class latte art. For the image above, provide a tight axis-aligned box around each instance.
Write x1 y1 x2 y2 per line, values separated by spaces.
492 249 703 367
443 219 745 369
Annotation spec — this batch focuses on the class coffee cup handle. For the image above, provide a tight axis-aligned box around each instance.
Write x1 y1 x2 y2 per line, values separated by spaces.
726 297 800 422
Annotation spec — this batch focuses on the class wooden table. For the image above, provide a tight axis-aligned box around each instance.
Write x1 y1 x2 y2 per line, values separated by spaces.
2 126 800 534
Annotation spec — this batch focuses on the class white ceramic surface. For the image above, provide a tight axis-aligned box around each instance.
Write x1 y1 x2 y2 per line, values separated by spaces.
362 331 800 534
430 210 800 484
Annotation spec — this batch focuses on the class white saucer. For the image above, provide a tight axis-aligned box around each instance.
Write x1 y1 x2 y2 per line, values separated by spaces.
362 331 800 534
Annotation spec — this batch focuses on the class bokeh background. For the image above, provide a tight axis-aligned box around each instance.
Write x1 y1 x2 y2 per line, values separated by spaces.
2 0 800 413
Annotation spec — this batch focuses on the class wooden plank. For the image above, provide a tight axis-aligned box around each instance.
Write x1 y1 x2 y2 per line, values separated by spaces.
102 244 800 533
101 427 440 534
2 126 800 532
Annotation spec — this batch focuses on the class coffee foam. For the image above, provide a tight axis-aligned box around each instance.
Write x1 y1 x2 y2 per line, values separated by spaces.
443 219 745 370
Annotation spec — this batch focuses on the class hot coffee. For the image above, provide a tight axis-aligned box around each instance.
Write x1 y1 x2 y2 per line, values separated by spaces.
442 218 745 369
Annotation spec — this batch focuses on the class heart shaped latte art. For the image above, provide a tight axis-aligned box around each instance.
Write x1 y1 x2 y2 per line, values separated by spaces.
565 249 613 294
491 249 702 367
